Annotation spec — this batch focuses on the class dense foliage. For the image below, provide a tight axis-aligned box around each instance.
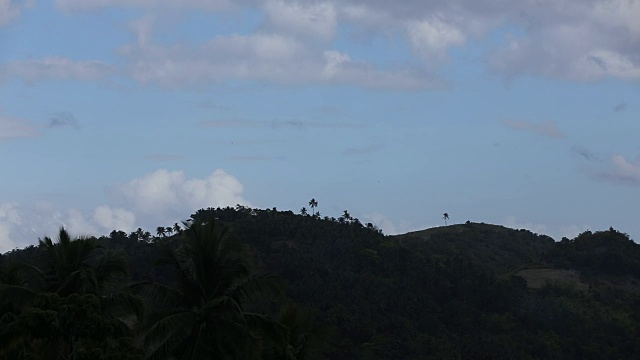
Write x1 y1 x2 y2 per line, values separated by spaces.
2 206 640 359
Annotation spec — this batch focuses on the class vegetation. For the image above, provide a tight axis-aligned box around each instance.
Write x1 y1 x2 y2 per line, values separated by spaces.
2 205 640 359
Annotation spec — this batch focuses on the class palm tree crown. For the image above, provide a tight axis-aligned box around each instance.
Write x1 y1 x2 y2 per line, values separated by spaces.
136 220 281 360
308 198 318 216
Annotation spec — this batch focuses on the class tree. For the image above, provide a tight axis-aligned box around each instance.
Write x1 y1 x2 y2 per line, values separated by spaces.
308 199 318 216
263 304 331 360
156 226 166 238
300 207 308 216
340 210 352 223
134 220 281 360
443 213 449 226
165 226 173 236
0 228 143 359
173 222 181 235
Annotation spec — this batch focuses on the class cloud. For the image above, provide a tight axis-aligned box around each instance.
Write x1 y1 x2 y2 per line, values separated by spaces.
92 205 136 233
0 201 129 252
1 57 114 83
407 17 466 61
362 212 398 234
595 154 640 185
115 15 442 91
571 145 600 162
0 112 40 140
613 102 627 113
343 143 384 156
48 112 80 128
503 119 566 139
0 0 31 27
112 168 249 225
487 1 640 82
0 168 249 252
29 0 640 85
264 0 337 42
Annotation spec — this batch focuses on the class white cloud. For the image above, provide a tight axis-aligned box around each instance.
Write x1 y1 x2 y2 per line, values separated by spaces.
264 0 337 41
407 18 466 61
503 119 566 139
363 212 398 234
93 206 136 233
118 27 437 90
0 0 30 27
0 168 251 252
0 112 39 140
591 0 640 36
596 154 640 185
112 169 250 225
1 57 113 83
361 212 437 235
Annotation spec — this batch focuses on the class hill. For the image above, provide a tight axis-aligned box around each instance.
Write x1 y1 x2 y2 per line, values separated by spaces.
2 206 640 359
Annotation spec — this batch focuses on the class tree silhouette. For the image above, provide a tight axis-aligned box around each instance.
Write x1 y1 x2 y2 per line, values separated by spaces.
134 220 281 359
340 210 352 223
173 222 181 234
443 213 449 226
165 226 173 236
300 207 308 216
156 226 166 238
308 198 318 216
0 228 143 359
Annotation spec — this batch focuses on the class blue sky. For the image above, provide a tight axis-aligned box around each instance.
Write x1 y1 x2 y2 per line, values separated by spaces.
1 0 639 251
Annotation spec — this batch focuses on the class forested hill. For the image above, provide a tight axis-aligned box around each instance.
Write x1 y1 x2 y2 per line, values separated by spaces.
2 206 640 359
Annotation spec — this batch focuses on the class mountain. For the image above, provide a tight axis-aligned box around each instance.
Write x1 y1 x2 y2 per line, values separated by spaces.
2 206 640 359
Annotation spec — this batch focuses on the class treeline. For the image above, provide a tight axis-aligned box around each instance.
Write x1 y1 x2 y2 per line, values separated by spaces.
2 206 640 359
0 217 329 360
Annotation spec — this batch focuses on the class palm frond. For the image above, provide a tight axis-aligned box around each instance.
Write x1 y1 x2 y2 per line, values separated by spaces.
0 284 38 309
143 309 195 351
101 292 145 322
131 281 183 308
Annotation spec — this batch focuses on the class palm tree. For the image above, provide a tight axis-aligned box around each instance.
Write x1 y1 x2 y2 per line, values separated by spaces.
300 207 308 216
156 226 166 238
165 226 173 236
0 228 143 358
263 304 331 360
173 223 181 235
308 199 318 216
443 213 449 226
134 220 281 360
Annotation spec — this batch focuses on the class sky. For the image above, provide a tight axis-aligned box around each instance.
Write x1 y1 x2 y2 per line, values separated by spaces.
0 0 639 251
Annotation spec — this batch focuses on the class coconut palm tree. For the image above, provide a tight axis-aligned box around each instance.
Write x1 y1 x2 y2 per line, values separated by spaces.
134 220 281 360
443 213 449 226
173 223 181 235
262 304 331 360
300 207 308 216
156 226 166 238
308 199 318 216
0 228 144 359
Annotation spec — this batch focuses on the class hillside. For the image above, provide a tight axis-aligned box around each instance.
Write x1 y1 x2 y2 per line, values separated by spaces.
2 207 640 359
396 222 556 275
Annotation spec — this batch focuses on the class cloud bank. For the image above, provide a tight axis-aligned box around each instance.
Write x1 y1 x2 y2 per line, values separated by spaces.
0 168 250 252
